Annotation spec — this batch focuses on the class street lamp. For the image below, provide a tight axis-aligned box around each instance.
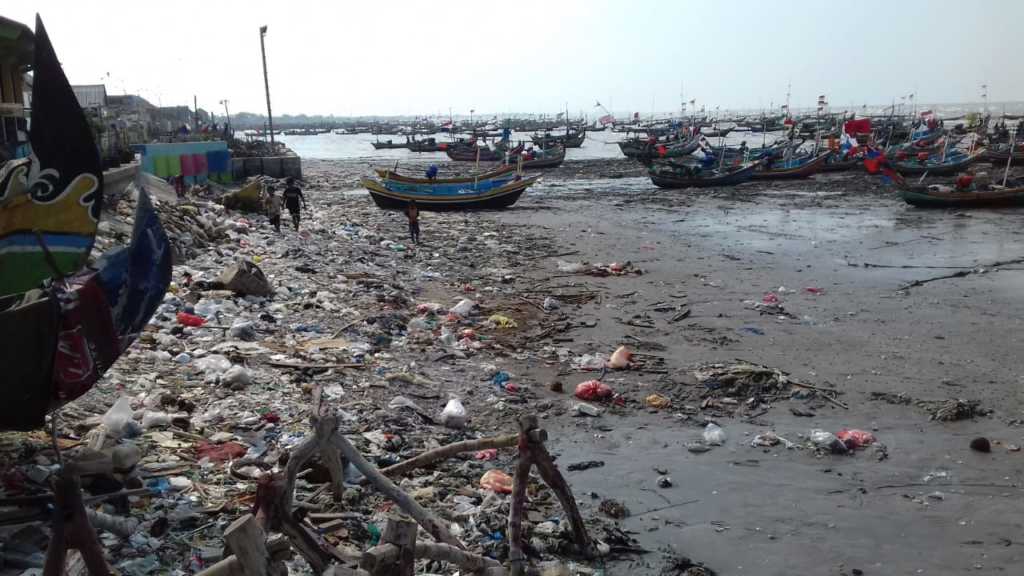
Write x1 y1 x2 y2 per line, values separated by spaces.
259 25 274 145
219 99 231 137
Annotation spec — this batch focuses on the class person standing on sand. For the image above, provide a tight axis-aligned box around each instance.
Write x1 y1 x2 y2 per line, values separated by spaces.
265 186 283 233
282 177 306 230
405 200 420 245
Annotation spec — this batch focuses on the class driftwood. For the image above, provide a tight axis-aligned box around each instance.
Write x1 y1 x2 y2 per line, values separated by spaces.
195 534 290 576
508 415 592 576
379 434 518 478
84 509 138 539
361 518 417 576
329 430 463 549
42 465 111 576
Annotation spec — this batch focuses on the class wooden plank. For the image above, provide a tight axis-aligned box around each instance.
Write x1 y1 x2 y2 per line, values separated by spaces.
224 514 269 576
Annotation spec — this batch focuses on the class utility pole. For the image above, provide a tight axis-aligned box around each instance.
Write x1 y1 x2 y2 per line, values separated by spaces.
220 99 231 138
194 94 199 133
259 25 274 145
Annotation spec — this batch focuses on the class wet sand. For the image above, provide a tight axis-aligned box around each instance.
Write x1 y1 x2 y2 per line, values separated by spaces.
315 159 1024 575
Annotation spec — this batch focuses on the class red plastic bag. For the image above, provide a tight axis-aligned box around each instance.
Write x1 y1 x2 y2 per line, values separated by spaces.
196 441 247 462
762 292 780 305
804 287 825 295
837 429 875 449
575 380 613 401
176 312 206 327
480 469 513 494
475 449 498 461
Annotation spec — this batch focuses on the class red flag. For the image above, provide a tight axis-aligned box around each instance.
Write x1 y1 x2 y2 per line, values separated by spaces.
599 114 614 126
844 119 872 137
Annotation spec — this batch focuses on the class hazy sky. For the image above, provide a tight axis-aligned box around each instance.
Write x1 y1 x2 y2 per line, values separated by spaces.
9 0 1023 117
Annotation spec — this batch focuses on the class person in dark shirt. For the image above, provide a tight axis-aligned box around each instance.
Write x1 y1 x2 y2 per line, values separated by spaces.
282 178 306 230
405 200 420 245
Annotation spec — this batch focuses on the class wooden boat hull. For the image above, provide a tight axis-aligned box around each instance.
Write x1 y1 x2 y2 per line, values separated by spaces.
371 142 408 150
892 153 981 176
445 143 523 162
520 149 566 169
701 127 734 138
648 162 759 189
984 149 1024 166
900 186 1024 208
619 138 700 159
361 175 539 211
752 152 832 180
820 156 862 172
374 165 515 184
530 132 585 148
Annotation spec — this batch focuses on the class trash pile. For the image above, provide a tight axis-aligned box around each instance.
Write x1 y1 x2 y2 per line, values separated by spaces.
0 175 655 575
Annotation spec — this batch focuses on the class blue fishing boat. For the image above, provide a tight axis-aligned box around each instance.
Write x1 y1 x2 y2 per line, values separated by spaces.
751 151 832 180
361 174 541 210
891 149 984 176
647 160 760 189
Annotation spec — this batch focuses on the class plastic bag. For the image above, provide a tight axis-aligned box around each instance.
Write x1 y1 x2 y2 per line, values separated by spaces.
488 314 518 329
480 469 513 494
645 393 671 409
141 411 172 429
195 354 232 375
573 354 606 371
542 297 561 311
176 312 206 327
556 260 585 273
475 449 498 461
222 365 252 387
574 380 613 401
810 429 848 454
440 398 467 429
102 397 135 437
607 346 633 369
837 429 876 449
388 395 423 412
702 423 727 446
450 299 477 317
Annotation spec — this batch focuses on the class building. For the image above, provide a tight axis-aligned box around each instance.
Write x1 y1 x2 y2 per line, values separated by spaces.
71 84 107 111
0 15 32 160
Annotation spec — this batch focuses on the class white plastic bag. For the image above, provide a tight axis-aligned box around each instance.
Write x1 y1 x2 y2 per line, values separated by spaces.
440 398 467 429
102 397 135 437
450 299 477 317
702 423 727 446
556 260 585 273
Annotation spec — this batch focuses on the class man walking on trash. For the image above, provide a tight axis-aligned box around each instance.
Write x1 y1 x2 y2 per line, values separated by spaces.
265 185 283 233
405 200 420 245
282 177 307 230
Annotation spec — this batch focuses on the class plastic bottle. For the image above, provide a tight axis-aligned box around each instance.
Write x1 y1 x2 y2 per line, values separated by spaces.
702 423 727 446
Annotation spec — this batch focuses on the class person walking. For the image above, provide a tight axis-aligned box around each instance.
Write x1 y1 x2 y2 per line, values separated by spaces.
265 185 283 233
282 177 306 230
405 200 420 245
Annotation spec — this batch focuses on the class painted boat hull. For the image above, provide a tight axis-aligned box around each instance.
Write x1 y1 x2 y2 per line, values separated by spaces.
374 165 515 184
361 175 539 210
648 162 759 189
900 186 1024 208
751 152 832 180
892 153 982 176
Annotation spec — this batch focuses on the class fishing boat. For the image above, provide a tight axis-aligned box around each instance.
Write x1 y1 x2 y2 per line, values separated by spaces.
891 149 984 176
407 137 443 152
530 130 585 148
647 160 760 189
701 126 734 138
984 143 1024 166
1 17 171 431
751 151 832 180
360 174 541 210
820 153 863 172
374 165 516 184
519 146 566 169
371 139 409 150
887 170 1024 208
445 142 523 162
618 135 700 159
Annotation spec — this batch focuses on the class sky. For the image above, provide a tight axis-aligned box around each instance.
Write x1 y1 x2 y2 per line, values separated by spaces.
8 0 1023 118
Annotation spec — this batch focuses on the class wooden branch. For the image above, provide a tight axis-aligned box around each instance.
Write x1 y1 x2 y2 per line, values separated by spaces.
224 514 270 576
195 535 291 576
328 431 464 549
527 440 592 557
507 425 533 576
313 385 347 501
43 465 111 576
414 541 503 573
362 519 417 576
378 434 518 478
253 472 338 574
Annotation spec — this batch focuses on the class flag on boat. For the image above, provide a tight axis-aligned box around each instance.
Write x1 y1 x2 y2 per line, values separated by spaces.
0 16 103 298
844 118 872 137
919 109 933 118
599 114 614 126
